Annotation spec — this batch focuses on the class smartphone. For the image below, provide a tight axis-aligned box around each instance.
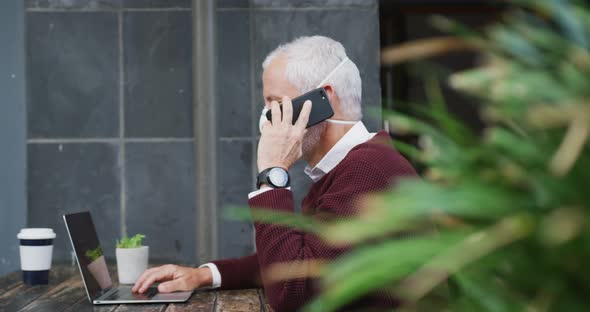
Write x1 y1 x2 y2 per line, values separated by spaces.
266 87 334 128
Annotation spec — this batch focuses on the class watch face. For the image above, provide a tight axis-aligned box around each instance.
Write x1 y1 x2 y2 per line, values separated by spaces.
268 168 289 187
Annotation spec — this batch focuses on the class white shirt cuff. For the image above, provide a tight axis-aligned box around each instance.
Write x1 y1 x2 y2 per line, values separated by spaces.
199 262 221 289
248 186 291 199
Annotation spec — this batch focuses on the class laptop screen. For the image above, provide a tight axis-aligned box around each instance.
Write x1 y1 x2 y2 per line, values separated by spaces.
63 212 113 300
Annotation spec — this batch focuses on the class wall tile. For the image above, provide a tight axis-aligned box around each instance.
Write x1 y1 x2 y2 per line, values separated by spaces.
252 0 375 7
253 8 382 132
27 143 120 261
125 142 196 264
27 12 119 138
124 11 193 138
217 0 250 8
122 0 191 8
25 0 122 9
218 140 255 258
217 10 252 137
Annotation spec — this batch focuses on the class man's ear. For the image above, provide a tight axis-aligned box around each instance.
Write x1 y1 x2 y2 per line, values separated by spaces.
322 85 335 98
321 84 341 112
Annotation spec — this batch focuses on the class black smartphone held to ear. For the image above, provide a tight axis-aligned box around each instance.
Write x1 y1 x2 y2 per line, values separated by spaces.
266 87 334 128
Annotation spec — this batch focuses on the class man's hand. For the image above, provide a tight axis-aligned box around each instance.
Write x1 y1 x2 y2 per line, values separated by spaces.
132 264 213 293
258 96 312 173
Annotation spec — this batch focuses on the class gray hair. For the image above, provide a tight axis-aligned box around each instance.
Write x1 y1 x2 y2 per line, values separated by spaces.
262 36 363 120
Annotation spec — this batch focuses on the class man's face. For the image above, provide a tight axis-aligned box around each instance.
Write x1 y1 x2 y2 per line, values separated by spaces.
261 54 326 159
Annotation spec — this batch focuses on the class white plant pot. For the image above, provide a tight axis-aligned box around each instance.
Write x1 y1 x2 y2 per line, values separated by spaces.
116 246 149 284
86 255 113 289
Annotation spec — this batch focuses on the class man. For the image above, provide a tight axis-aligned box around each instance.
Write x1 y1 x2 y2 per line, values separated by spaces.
132 36 417 311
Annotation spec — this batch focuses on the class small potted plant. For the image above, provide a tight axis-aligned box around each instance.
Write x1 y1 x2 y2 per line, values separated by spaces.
85 246 112 289
115 234 148 284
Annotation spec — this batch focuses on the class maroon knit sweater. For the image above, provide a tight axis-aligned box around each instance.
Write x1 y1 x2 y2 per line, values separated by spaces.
212 131 417 311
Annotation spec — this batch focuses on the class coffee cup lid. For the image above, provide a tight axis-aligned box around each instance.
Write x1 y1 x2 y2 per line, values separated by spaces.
17 228 56 240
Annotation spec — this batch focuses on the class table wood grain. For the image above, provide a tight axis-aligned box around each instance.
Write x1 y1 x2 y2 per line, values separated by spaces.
0 265 266 312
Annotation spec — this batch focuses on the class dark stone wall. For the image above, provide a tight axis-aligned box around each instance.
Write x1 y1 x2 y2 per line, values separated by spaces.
25 0 196 264
19 0 381 269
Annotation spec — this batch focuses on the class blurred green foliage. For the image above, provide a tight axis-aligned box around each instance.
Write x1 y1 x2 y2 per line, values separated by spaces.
233 0 590 310
116 234 145 249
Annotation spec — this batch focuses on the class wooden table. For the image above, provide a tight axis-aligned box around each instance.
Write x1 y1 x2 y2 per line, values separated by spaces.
0 265 267 312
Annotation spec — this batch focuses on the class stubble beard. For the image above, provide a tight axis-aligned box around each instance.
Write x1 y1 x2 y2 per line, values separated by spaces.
301 122 327 161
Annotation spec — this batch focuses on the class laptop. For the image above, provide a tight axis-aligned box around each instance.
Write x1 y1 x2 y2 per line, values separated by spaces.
63 211 193 304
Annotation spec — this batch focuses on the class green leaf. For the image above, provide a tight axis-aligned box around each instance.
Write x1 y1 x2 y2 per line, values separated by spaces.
304 232 467 312
225 206 322 234
116 234 146 248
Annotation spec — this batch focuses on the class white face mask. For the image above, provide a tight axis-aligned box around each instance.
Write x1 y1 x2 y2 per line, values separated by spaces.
259 56 358 133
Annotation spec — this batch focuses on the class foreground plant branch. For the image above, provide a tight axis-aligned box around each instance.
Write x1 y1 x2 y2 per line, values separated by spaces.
230 1 590 310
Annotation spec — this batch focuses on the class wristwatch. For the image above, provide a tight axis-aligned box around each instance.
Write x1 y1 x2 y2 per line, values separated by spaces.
257 167 290 189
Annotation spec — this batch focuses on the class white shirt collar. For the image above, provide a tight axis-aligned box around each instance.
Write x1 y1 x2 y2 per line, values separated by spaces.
304 121 376 182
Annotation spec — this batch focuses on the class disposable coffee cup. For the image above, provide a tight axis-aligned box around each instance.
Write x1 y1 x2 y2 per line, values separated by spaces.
17 228 56 285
